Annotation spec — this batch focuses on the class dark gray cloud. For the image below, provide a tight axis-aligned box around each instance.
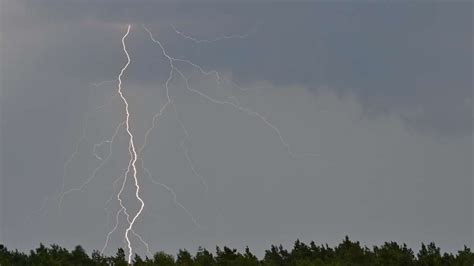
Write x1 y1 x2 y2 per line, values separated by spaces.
1 0 472 259
4 1 472 135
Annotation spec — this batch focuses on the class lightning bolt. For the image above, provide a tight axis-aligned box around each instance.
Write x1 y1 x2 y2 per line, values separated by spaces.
104 168 127 227
174 105 209 195
171 22 261 44
58 121 124 209
56 79 120 211
109 24 148 264
139 159 202 230
143 25 320 159
46 21 323 264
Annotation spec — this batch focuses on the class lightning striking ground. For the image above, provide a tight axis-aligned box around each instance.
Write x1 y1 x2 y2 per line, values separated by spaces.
111 24 147 264
49 22 321 264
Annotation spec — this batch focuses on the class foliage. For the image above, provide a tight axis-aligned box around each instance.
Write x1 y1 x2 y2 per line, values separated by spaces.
0 237 472 265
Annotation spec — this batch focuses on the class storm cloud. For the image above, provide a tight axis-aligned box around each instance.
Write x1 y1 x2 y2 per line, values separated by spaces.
1 0 472 258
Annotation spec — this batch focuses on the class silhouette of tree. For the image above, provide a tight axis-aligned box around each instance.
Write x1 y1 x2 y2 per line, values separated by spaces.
153 251 175 266
373 242 415 266
417 243 442 266
194 247 215 266
176 249 193 266
0 238 472 265
91 250 108 265
112 248 128 266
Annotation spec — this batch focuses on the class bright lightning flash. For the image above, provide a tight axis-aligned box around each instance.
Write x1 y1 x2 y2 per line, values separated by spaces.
112 24 147 264
51 22 321 265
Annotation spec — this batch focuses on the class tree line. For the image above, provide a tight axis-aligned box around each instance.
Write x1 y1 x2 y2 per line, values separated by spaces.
0 236 472 265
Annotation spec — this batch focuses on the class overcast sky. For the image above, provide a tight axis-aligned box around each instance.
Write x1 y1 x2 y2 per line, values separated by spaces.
1 0 472 259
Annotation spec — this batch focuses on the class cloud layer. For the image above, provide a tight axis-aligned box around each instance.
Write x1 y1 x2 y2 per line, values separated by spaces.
1 0 472 258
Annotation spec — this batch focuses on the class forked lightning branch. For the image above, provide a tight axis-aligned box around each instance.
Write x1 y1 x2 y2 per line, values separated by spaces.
56 24 319 264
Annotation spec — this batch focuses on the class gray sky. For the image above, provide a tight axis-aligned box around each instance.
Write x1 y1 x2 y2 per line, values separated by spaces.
1 0 473 259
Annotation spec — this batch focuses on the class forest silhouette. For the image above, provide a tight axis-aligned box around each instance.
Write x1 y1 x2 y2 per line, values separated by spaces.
1 236 472 265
